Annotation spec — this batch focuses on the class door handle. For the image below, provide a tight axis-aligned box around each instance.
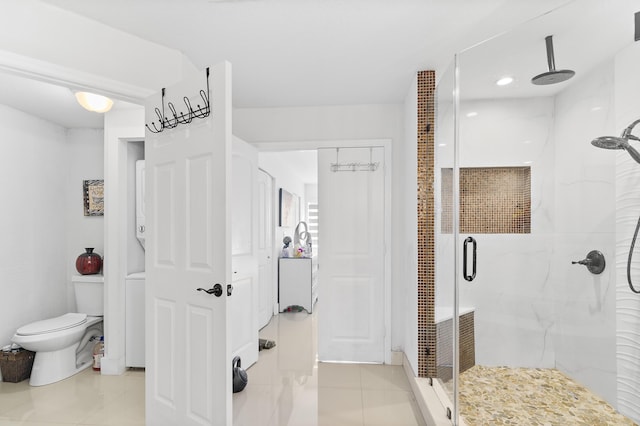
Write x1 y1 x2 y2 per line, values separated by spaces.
197 283 223 297
227 284 233 296
463 236 477 282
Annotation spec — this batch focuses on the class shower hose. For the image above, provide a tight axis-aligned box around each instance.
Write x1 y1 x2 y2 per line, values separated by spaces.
628 215 640 294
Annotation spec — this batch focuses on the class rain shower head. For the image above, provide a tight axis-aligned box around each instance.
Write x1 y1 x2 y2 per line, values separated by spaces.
591 118 640 164
531 35 575 85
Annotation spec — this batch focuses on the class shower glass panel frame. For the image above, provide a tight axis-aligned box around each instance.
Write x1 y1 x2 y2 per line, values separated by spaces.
445 0 640 424
432 55 460 422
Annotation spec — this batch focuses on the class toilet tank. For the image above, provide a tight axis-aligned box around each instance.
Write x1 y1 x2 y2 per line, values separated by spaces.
72 275 104 316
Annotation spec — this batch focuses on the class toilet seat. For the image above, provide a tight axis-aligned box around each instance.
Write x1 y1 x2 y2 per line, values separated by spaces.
16 313 87 336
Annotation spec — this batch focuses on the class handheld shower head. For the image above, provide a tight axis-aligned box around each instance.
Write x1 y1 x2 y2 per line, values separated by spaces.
591 118 640 164
591 136 630 150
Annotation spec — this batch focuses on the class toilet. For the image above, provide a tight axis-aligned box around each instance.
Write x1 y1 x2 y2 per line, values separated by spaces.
12 275 104 386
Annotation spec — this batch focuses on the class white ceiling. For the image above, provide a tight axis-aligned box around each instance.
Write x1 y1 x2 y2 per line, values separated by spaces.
3 0 639 128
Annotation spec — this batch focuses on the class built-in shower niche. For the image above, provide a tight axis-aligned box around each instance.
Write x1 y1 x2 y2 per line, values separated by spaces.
441 166 531 234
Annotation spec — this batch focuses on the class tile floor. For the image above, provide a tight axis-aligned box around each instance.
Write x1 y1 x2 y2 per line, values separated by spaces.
0 309 425 426
0 367 144 425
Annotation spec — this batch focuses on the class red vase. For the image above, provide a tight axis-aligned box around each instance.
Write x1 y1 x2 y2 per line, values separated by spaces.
76 248 102 275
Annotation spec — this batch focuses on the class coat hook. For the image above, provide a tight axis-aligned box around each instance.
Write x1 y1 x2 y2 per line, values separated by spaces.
145 68 211 134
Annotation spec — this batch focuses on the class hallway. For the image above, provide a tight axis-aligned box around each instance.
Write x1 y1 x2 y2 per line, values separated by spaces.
236 309 425 425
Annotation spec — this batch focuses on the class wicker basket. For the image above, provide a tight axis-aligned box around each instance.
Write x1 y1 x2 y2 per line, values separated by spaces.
0 350 35 383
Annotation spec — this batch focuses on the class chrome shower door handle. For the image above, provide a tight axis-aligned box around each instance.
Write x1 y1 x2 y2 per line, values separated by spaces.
463 236 477 282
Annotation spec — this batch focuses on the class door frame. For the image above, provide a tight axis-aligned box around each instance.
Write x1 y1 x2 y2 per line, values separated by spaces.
254 138 392 364
257 168 279 322
102 109 146 375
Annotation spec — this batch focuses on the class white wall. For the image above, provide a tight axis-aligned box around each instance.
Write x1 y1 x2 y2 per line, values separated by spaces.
236 104 407 352
403 75 419 375
102 107 145 375
0 106 104 358
304 183 318 207
65 128 105 308
614 41 640 422
259 152 310 256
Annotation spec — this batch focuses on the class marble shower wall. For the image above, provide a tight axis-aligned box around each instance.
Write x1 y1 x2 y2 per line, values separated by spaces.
552 59 617 407
614 41 640 423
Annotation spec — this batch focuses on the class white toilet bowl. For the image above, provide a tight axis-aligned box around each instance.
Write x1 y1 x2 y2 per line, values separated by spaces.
12 313 103 386
12 275 105 386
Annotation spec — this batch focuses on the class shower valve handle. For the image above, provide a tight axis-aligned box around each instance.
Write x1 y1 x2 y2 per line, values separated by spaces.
572 250 605 275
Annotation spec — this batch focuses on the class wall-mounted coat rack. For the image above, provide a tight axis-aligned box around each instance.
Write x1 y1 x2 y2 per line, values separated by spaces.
145 67 211 134
330 147 379 172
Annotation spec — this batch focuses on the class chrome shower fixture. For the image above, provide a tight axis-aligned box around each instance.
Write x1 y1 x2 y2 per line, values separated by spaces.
592 117 640 295
591 118 640 164
531 35 576 85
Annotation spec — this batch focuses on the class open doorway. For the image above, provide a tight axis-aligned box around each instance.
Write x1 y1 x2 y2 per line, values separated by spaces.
256 141 391 364
258 149 318 324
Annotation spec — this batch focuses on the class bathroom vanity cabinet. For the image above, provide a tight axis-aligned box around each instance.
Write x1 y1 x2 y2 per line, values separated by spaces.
278 257 318 313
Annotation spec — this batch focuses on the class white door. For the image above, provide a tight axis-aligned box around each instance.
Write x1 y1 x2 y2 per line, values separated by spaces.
318 147 385 363
257 169 274 329
231 137 259 368
145 62 232 426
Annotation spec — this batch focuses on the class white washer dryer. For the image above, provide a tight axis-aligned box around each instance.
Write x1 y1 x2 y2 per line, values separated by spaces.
125 272 145 368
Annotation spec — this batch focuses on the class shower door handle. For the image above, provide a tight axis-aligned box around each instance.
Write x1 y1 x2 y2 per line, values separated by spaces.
463 236 477 282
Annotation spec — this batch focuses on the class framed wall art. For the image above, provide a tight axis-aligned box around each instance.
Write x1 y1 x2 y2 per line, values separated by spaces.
83 179 104 216
279 188 298 228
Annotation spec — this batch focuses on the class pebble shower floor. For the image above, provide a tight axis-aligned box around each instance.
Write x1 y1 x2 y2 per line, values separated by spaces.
457 366 637 425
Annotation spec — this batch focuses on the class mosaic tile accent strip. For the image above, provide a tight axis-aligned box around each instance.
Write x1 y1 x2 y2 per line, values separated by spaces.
436 312 475 382
441 167 531 234
459 366 638 426
417 70 436 378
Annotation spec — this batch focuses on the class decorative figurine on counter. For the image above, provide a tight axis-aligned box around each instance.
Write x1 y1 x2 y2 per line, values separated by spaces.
294 221 312 257
281 236 292 258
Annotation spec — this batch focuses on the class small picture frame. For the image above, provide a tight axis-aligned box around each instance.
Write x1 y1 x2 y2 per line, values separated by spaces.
83 179 104 216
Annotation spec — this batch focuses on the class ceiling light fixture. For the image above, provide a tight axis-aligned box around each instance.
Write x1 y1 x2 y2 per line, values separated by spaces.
466 112 478 118
496 76 514 86
75 91 114 113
